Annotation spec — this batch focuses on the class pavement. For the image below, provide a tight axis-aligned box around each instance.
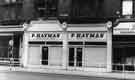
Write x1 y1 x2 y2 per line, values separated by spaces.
0 71 119 80
0 66 135 80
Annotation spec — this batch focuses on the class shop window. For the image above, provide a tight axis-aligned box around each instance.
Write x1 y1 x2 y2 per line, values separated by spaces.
34 0 58 19
0 36 11 61
112 35 135 71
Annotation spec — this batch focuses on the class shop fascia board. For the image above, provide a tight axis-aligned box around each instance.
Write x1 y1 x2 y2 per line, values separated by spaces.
67 24 107 31
114 22 135 30
0 28 23 32
0 25 23 32
27 20 63 32
27 24 63 31
27 22 107 32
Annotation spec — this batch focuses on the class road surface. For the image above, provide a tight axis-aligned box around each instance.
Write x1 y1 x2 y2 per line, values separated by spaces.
0 71 121 80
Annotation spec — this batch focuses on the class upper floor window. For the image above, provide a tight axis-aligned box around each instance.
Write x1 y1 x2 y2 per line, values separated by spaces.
0 0 24 25
71 0 121 20
122 0 133 16
34 0 58 19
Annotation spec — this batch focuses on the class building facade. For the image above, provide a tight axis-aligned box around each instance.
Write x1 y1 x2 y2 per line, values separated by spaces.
0 0 135 72
22 20 112 72
20 0 118 72
0 0 25 66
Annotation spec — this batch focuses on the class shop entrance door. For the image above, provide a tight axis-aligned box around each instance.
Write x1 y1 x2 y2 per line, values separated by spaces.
68 47 83 70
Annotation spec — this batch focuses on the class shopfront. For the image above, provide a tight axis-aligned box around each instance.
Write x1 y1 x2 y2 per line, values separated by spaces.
28 32 63 68
22 20 63 69
23 21 111 72
113 22 135 72
0 26 23 66
67 31 107 71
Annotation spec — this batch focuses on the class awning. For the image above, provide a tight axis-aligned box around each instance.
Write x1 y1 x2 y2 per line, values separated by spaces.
113 22 135 35
0 25 24 32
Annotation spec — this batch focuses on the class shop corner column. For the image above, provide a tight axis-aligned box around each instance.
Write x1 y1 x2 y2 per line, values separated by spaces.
62 31 68 69
107 25 112 72
62 22 68 69
23 32 29 67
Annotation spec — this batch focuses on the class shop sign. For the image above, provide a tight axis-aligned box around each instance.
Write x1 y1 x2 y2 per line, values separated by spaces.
68 32 106 41
114 22 135 35
29 32 63 41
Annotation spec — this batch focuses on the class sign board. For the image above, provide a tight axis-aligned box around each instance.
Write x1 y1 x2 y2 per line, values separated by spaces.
114 22 135 35
68 32 107 41
29 32 63 41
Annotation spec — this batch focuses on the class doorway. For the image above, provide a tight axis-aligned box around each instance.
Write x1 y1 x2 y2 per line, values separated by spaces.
42 46 63 66
42 47 48 65
68 47 83 67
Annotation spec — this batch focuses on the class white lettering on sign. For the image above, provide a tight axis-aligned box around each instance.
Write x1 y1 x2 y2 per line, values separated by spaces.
29 32 62 41
32 33 60 38
68 32 106 41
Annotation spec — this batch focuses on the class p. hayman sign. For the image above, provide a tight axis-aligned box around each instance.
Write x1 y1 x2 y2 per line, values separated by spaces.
29 32 106 41
29 32 63 41
68 32 106 41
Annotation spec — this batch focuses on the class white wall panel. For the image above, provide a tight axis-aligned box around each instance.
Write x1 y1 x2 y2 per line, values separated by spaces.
48 47 62 66
84 47 107 68
28 46 41 65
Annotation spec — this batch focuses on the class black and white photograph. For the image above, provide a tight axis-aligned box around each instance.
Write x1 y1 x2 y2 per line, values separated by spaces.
0 0 134 80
